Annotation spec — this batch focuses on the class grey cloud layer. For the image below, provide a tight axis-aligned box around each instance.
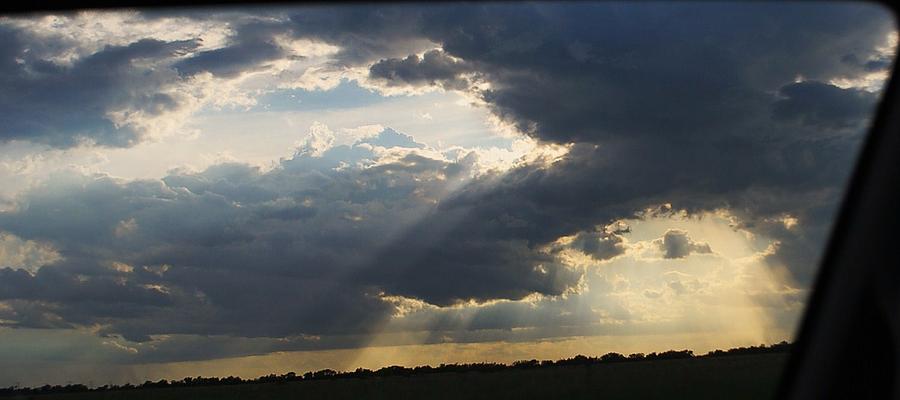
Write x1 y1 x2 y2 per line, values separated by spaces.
0 130 580 343
3 4 888 147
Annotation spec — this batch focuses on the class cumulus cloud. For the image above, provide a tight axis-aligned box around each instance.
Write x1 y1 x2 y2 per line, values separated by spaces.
295 121 336 157
357 127 425 149
369 49 474 91
0 232 62 273
655 229 713 259
0 127 581 340
560 230 627 261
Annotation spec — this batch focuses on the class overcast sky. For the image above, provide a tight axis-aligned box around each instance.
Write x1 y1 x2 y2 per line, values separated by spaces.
0 2 896 387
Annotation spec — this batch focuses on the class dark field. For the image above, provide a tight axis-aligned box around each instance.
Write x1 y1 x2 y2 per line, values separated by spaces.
11 353 787 400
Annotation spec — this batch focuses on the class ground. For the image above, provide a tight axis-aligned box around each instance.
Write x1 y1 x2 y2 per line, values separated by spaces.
10 353 787 400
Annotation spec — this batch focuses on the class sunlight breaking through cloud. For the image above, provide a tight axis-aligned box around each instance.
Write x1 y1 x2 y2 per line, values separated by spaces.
0 2 894 387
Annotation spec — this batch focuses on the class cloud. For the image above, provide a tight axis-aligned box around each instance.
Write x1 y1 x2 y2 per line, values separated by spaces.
295 121 336 157
655 229 713 259
173 20 293 78
369 49 474 91
773 81 879 130
0 127 575 340
357 127 425 149
285 6 435 65
0 13 300 149
0 3 894 369
338 2 894 286
558 229 627 261
0 23 203 148
424 3 893 144
0 232 62 273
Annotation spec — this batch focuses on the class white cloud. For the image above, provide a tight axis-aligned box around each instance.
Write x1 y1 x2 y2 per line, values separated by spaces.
295 121 336 157
0 232 62 273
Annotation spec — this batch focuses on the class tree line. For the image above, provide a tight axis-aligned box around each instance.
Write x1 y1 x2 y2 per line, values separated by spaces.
0 341 790 397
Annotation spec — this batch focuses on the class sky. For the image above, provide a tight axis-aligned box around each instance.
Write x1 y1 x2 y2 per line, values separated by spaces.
0 2 896 387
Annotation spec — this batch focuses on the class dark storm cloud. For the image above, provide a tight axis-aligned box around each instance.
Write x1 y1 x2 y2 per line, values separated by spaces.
1 129 577 340
0 24 200 148
0 267 170 307
368 225 580 305
287 3 891 141
842 52 895 72
773 81 880 130
2 3 891 151
286 5 433 65
323 2 893 285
